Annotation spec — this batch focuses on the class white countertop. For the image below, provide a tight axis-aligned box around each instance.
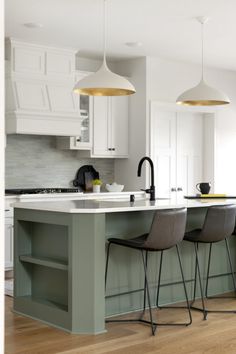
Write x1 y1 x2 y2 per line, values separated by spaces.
12 198 236 214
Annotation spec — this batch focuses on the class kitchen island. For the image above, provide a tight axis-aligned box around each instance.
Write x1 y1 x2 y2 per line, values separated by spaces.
13 198 236 334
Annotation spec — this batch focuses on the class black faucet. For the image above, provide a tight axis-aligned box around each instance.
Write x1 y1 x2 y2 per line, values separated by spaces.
137 156 155 201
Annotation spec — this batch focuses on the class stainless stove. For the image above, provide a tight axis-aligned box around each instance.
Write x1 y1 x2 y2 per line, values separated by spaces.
5 188 82 195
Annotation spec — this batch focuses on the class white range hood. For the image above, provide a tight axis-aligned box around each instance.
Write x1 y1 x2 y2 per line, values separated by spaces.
5 39 85 136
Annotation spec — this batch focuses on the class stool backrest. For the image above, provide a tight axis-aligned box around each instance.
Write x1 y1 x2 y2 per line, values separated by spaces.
201 204 236 243
143 208 187 250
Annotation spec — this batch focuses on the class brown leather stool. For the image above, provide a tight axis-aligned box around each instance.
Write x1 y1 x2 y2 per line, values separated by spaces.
184 204 236 320
105 208 192 335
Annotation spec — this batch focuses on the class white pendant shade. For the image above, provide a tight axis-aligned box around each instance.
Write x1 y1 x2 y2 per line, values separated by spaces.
176 17 230 106
73 61 136 96
176 79 230 106
73 0 136 97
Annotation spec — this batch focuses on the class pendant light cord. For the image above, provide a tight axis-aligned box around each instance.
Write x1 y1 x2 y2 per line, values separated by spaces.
103 0 107 64
201 21 204 80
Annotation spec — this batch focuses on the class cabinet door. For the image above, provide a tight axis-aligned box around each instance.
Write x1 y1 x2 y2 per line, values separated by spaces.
93 97 111 156
151 106 203 199
5 219 14 270
111 96 129 157
151 110 177 198
176 112 203 196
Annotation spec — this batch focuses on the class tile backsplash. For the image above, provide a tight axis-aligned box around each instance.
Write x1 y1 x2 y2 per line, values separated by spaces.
5 135 114 189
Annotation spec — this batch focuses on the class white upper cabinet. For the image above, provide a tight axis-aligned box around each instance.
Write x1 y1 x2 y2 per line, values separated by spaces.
93 96 129 158
111 96 129 157
59 94 129 157
56 71 93 149
93 96 110 156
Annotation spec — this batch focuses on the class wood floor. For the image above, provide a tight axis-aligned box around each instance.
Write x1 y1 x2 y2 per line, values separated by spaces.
5 295 236 354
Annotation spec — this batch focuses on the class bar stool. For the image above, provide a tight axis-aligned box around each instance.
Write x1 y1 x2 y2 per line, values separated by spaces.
184 204 236 320
105 208 192 335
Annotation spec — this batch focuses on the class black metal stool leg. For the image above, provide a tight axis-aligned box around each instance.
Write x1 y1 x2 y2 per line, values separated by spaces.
225 238 236 293
191 242 207 320
190 244 198 307
176 245 192 325
141 250 157 335
141 251 148 315
105 246 158 335
205 243 212 298
190 239 236 314
156 251 163 308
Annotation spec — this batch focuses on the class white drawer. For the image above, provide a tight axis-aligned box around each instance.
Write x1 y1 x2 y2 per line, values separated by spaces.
5 209 13 218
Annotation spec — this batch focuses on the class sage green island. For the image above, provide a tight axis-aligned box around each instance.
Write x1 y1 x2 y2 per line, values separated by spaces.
13 198 236 334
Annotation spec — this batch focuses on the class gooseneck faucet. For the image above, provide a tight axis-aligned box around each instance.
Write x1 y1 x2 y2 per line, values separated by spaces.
137 156 155 201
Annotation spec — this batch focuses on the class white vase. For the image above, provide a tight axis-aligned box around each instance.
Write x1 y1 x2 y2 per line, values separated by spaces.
93 185 101 193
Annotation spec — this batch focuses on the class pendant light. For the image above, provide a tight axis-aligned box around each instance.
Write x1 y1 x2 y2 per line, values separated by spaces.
176 17 230 106
73 0 136 96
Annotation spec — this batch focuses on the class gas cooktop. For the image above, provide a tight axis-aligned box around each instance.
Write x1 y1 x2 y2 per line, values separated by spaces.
5 188 83 195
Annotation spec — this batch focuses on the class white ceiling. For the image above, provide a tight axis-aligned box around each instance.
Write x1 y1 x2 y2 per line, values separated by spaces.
5 0 236 71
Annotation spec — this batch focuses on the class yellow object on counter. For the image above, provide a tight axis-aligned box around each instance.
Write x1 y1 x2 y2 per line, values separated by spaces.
201 194 226 197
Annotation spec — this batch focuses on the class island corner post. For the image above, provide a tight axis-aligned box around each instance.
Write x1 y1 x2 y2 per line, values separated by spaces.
13 205 236 334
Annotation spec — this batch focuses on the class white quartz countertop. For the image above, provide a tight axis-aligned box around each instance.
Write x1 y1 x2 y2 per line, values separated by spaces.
12 198 236 214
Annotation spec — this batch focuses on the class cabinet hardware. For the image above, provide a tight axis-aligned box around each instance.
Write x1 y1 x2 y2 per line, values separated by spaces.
171 188 177 192
177 187 183 191
5 209 10 212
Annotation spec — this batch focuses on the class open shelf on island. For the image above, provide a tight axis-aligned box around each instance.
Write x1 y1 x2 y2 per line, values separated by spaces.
14 294 69 330
17 295 68 312
19 255 68 271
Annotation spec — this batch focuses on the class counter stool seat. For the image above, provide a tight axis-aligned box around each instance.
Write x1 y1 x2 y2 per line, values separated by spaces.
108 234 148 250
105 208 192 335
184 204 236 320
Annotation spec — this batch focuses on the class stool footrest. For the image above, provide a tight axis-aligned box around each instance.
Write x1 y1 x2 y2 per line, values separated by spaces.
190 305 236 314
106 318 191 326
206 295 236 299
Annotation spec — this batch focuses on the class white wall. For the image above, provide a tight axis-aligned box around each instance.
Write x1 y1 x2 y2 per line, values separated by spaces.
114 57 148 191
76 55 236 194
76 56 102 72
76 56 130 76
147 57 236 194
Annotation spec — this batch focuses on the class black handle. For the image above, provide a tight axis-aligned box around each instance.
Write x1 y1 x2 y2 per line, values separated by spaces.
177 187 183 191
171 188 177 192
